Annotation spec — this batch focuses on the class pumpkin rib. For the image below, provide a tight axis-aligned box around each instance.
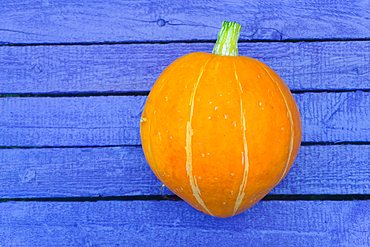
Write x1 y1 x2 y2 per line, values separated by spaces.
232 61 250 216
185 55 213 216
254 59 295 187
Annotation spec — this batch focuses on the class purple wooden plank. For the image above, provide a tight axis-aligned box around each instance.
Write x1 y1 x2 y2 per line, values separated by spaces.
0 147 161 198
1 41 370 94
297 91 370 143
0 145 369 198
1 0 370 44
0 200 369 246
1 92 370 147
274 145 370 194
0 96 144 147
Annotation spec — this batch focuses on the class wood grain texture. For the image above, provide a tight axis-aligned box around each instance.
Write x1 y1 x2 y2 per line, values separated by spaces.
1 0 370 44
0 200 369 246
1 145 370 198
297 91 370 143
1 41 370 94
1 92 370 147
0 146 160 198
0 96 145 147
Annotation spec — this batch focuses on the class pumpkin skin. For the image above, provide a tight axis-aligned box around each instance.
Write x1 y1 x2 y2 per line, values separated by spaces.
140 52 302 218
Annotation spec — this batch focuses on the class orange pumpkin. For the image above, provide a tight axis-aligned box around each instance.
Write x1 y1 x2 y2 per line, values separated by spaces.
140 22 302 218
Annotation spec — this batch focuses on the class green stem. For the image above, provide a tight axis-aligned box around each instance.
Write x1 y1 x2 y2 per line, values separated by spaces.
212 21 241 57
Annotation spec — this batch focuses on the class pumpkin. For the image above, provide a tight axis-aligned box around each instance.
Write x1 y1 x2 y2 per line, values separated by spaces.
140 21 302 218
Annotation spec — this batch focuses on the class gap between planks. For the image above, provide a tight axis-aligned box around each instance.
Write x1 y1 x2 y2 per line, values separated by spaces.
2 37 370 47
2 141 370 149
1 194 370 203
1 89 370 98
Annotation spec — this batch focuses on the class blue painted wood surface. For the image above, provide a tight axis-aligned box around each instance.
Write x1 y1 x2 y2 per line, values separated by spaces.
1 145 370 199
1 201 370 246
1 0 370 43
1 1 370 246
1 41 370 94
1 92 370 146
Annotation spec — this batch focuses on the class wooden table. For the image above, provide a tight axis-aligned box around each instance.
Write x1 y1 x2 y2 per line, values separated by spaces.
1 1 370 246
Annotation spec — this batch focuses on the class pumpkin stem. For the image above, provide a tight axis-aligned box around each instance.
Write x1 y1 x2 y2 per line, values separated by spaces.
212 21 241 57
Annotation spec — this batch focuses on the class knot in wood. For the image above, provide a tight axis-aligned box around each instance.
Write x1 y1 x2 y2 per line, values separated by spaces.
157 19 166 27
